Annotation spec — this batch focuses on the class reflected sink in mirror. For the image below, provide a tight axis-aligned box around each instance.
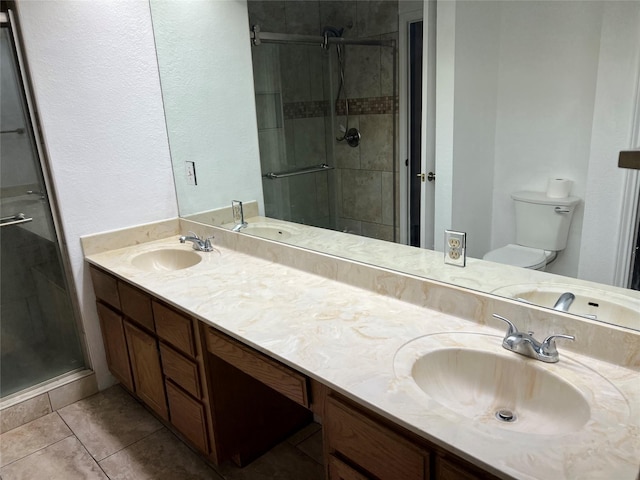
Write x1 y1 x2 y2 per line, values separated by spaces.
394 332 629 437
131 248 202 272
492 284 640 330
228 220 301 241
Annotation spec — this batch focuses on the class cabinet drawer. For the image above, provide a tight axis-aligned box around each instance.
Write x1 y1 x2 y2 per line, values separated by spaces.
90 267 120 310
329 455 370 480
160 343 201 398
166 380 209 454
118 281 154 331
326 396 429 480
205 328 309 408
153 301 195 357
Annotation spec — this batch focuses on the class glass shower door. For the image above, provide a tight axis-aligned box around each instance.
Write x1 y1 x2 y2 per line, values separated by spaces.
252 42 337 230
1 18 85 398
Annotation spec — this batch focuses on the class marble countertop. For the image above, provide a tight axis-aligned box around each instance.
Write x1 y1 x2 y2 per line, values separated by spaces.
85 234 640 480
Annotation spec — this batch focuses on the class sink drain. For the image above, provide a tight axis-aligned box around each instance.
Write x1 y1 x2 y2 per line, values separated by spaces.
495 409 517 422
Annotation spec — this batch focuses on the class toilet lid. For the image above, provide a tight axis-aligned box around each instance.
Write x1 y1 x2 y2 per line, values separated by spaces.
483 244 549 269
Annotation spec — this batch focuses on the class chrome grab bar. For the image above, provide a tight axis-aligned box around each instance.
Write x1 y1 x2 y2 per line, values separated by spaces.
0 213 33 227
263 163 334 180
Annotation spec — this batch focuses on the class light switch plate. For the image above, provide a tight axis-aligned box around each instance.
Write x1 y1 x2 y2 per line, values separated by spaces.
185 161 197 186
444 230 466 267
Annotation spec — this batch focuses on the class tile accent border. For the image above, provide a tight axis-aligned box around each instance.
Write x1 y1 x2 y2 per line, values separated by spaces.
283 96 398 120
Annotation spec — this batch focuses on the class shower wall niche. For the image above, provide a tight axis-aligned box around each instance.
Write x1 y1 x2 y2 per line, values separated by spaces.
248 0 399 241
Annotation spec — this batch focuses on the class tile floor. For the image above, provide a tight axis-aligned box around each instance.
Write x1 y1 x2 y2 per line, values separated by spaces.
0 385 324 480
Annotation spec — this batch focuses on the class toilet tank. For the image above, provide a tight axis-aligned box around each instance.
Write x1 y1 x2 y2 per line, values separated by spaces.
511 191 580 251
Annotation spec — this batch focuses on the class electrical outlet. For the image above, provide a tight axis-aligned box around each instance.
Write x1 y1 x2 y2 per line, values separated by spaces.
185 161 197 186
444 230 466 267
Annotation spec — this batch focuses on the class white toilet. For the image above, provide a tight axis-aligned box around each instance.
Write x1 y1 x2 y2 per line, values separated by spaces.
483 191 580 271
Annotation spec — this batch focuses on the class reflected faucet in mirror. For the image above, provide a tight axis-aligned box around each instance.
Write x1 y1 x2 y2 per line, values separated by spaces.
232 200 248 232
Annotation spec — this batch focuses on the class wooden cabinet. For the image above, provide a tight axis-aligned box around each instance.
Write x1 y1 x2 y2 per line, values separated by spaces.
96 302 133 391
325 396 429 480
90 266 212 460
166 380 209 453
204 326 312 466
123 321 167 420
205 327 309 407
328 455 370 480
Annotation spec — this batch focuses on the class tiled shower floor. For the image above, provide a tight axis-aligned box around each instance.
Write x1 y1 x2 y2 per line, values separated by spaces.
0 385 324 479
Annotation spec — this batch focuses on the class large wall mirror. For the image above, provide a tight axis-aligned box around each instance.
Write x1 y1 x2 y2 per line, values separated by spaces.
149 0 640 331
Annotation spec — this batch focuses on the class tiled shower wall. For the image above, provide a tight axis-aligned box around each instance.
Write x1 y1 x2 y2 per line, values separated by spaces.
248 0 399 240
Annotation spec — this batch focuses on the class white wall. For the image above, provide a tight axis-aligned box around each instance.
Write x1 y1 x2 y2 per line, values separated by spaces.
17 0 178 389
150 0 264 217
579 1 640 285
436 1 639 282
490 1 603 278
451 1 500 258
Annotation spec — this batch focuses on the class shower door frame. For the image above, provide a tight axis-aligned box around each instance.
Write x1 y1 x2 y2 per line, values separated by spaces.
250 26 398 242
1 7 90 402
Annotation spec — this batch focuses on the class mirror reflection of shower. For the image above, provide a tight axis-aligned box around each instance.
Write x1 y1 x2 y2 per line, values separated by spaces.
322 26 360 148
248 2 398 242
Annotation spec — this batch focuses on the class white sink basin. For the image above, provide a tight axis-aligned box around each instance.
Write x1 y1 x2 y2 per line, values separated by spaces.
412 347 589 435
131 249 202 271
491 283 640 329
394 332 628 437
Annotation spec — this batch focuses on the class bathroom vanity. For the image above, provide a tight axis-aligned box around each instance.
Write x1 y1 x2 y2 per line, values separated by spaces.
84 220 640 480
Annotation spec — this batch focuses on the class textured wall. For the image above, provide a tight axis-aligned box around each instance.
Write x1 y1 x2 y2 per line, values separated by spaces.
16 1 178 389
150 0 264 218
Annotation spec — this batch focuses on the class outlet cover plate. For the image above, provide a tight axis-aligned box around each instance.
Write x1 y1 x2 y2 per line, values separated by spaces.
444 230 466 267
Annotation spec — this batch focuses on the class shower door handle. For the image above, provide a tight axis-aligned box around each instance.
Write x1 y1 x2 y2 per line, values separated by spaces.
0 214 33 227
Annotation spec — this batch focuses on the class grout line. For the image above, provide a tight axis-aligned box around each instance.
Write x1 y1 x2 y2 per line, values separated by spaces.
97 426 168 464
0 432 74 470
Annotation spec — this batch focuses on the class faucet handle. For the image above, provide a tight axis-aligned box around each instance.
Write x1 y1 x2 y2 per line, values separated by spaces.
492 314 518 336
203 235 214 249
541 334 575 352
187 231 200 240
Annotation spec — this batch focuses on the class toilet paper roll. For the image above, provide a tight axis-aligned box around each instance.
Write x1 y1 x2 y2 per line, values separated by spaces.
546 178 573 198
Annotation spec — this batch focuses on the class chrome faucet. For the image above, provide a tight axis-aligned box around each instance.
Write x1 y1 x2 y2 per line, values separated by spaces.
179 231 215 252
231 200 248 232
553 292 575 312
492 314 575 363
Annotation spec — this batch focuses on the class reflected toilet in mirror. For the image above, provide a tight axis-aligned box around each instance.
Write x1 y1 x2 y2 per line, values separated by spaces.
483 191 580 271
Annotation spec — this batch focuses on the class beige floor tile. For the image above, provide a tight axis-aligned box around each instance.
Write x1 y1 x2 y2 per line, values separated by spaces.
218 441 324 480
295 429 323 465
99 428 221 480
0 436 107 480
57 385 162 461
0 412 72 467
0 394 52 434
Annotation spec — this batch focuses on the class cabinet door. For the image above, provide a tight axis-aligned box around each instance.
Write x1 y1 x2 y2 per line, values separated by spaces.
326 396 429 480
166 381 209 453
124 321 168 420
96 302 133 391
